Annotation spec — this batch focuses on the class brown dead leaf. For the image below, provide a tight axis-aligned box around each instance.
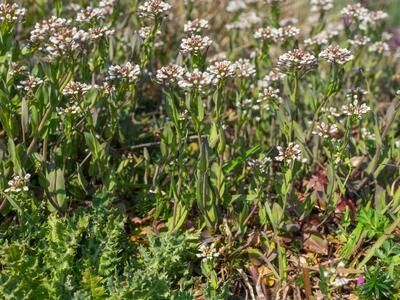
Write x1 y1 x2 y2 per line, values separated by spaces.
302 233 329 255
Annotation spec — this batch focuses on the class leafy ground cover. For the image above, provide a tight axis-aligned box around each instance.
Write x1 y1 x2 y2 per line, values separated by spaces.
0 0 400 299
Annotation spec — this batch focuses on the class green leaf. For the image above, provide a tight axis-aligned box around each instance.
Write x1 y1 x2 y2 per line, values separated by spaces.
21 99 29 137
223 145 260 173
47 167 66 211
208 123 219 149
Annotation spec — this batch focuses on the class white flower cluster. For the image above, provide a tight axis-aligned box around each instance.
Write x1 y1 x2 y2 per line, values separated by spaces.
30 17 71 44
275 143 303 164
196 243 220 262
226 0 247 13
5 174 30 193
56 102 81 116
107 63 141 84
321 106 340 117
76 7 102 23
184 19 209 33
63 81 93 97
98 0 117 14
138 0 171 19
156 64 185 86
247 156 272 173
254 26 276 41
226 20 250 31
236 98 257 112
0 3 26 24
310 0 333 12
276 25 301 42
346 87 368 101
312 122 339 139
46 27 88 60
75 2 114 24
319 45 353 65
16 76 44 93
361 128 375 141
180 35 212 54
88 27 114 41
349 36 370 50
277 49 317 75
368 42 389 55
9 63 28 77
226 12 261 31
138 26 161 40
232 58 256 78
30 17 89 60
265 0 286 4
258 87 280 104
261 69 286 87
178 69 213 91
304 28 339 47
341 4 369 21
254 25 300 42
207 60 235 80
341 4 387 30
342 100 371 119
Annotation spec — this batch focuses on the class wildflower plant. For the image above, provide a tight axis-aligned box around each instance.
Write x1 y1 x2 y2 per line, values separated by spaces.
0 0 399 299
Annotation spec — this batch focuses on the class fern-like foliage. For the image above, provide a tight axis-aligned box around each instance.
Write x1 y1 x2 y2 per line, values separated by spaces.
0 190 198 299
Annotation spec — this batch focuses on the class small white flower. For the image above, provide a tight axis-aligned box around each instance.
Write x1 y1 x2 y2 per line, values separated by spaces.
337 261 346 268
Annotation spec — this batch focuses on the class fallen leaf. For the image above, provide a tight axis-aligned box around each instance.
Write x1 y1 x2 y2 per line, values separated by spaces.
302 233 329 255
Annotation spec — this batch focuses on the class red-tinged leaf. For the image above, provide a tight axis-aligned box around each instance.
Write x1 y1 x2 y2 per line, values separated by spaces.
336 199 356 214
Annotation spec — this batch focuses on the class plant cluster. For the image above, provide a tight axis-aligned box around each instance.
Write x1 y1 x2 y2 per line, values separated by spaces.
0 0 399 299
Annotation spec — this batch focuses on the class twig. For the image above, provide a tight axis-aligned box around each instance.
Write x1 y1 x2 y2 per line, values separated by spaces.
127 134 208 150
237 268 256 300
